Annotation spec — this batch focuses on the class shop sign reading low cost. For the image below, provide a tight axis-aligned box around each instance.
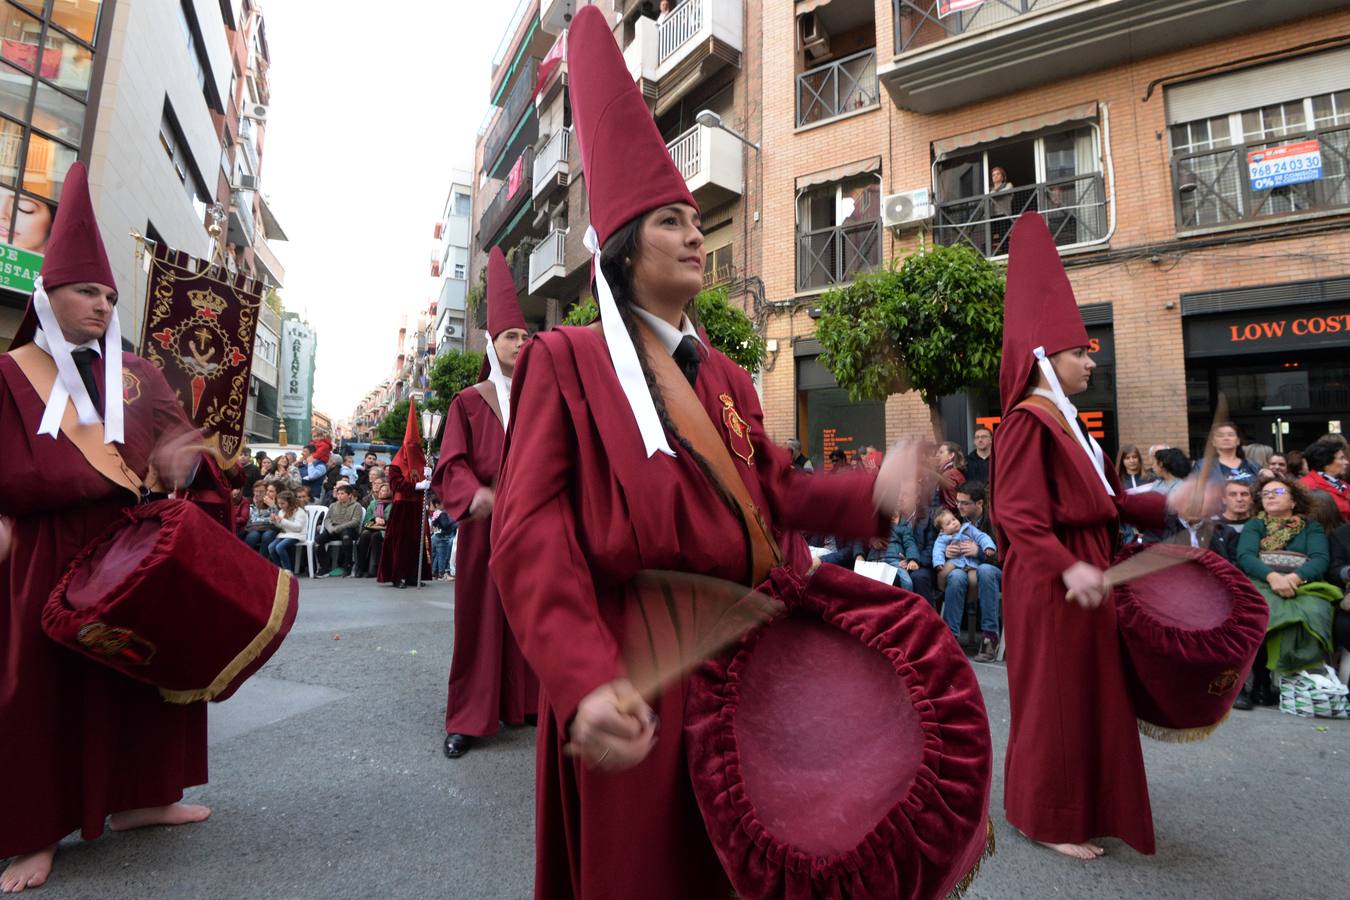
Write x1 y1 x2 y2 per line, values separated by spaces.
1248 140 1322 192
0 242 42 294
1185 302 1350 357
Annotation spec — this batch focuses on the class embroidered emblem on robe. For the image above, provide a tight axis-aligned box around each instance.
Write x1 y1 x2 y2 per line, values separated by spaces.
122 370 143 405
719 393 754 465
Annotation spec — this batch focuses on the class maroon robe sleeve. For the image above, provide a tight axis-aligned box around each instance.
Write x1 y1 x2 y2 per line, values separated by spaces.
491 340 622 724
725 360 884 541
991 410 1082 577
433 394 487 522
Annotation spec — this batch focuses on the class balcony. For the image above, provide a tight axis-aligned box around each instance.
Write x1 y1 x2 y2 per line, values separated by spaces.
535 30 568 108
933 172 1107 258
528 230 568 296
666 123 743 208
624 0 743 116
252 234 286 288
508 239 536 291
797 221 881 292
797 48 878 128
246 408 276 441
532 127 572 205
483 57 541 180
227 189 255 247
1173 124 1350 233
437 275 467 317
540 0 576 35
882 0 1350 113
479 148 535 247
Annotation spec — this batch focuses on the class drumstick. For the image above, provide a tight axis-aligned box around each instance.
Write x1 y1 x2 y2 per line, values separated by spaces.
563 570 784 760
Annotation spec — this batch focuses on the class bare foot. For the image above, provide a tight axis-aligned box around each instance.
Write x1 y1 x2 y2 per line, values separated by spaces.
1040 840 1105 860
108 803 211 832
1 846 56 893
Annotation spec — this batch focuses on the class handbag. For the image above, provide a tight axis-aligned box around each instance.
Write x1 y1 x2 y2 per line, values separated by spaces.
1275 665 1350 718
1260 550 1309 574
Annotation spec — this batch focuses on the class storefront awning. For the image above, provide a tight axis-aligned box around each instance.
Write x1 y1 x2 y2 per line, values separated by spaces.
932 101 1099 160
795 156 881 192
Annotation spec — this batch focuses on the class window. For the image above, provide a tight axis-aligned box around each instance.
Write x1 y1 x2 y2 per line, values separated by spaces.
704 243 734 287
159 100 211 220
796 174 881 291
1171 88 1350 229
933 121 1106 256
452 191 471 216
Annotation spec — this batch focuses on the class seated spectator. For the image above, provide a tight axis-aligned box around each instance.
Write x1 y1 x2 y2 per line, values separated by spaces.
231 487 250 535
265 490 308 573
1201 423 1260 484
1298 437 1350 521
785 438 813 471
1209 481 1254 564
320 457 344 504
827 448 849 471
295 486 314 509
241 483 278 554
265 455 301 492
1116 443 1155 492
934 441 966 512
1146 448 1190 505
320 484 364 577
1322 511 1350 674
340 454 359 483
355 451 379 495
1244 442 1275 476
965 428 993 486
354 481 394 578
1285 450 1309 478
902 508 939 607
933 506 1000 659
1235 475 1341 706
242 450 264 494
953 482 1002 661
430 495 457 581
820 514 922 592
1268 453 1290 478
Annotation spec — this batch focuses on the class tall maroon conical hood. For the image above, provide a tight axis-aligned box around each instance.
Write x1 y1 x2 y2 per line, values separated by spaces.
567 4 696 247
486 246 526 338
998 212 1090 412
9 160 118 349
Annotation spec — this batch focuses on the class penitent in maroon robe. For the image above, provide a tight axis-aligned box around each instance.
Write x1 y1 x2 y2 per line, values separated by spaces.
0 351 210 858
378 464 429 585
433 387 537 737
490 327 885 900
992 404 1166 854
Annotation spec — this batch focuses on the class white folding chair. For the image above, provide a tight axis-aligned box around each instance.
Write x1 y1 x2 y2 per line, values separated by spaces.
294 504 327 578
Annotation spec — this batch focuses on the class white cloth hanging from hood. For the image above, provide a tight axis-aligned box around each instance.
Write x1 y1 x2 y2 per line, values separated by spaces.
1032 346 1112 497
30 275 124 444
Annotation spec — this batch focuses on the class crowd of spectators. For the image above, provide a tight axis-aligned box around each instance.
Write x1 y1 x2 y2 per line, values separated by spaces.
796 425 1350 696
229 434 457 582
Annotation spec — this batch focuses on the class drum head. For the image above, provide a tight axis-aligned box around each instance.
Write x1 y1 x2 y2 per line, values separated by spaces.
685 564 993 900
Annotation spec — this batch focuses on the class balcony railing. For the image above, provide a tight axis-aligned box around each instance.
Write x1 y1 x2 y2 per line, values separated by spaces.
532 127 571 202
797 220 881 291
528 230 567 293
479 148 535 244
1173 125 1350 232
247 409 275 439
933 172 1107 257
658 0 705 64
483 56 540 174
667 125 701 181
797 48 878 128
893 0 1070 54
508 238 537 290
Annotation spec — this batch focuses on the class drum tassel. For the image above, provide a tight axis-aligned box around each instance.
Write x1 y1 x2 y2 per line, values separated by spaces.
947 817 997 900
1136 711 1229 744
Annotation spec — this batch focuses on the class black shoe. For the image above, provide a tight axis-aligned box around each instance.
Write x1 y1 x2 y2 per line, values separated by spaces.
1232 688 1253 711
444 733 471 758
1253 684 1279 707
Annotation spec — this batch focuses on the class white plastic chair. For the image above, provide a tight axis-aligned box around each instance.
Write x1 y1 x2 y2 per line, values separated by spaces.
293 504 328 578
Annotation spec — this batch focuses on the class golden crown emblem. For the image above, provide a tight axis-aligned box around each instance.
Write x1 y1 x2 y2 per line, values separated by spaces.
188 288 228 316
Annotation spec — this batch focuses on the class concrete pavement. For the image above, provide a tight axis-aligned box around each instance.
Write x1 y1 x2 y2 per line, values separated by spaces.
28 577 1350 899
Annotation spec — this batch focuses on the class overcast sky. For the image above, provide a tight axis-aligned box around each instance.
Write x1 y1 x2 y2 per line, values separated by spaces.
263 2 514 419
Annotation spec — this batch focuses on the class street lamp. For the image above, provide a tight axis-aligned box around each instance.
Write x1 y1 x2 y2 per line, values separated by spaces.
694 109 760 153
416 407 444 588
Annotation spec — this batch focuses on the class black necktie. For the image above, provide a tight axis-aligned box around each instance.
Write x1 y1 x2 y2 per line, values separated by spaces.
71 348 101 410
673 335 701 387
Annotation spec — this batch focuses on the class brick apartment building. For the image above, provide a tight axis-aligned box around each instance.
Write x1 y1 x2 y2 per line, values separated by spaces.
763 0 1350 466
468 0 1350 468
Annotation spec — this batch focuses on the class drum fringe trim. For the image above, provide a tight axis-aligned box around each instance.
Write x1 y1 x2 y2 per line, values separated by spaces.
158 571 294 704
1136 711 1229 743
947 818 996 900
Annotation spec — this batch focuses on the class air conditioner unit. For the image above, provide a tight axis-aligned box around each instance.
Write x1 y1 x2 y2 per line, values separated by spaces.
444 323 461 338
243 103 269 122
882 189 933 229
799 12 831 61
234 173 259 191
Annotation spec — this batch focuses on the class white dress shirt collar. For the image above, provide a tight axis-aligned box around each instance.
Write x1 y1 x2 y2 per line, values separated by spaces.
629 304 703 356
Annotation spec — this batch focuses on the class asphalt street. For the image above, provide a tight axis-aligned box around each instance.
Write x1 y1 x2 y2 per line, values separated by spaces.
27 577 1350 900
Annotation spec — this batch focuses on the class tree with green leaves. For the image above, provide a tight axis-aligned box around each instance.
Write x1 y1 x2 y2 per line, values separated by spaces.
814 243 1005 439
426 348 485 414
561 286 766 372
375 399 412 445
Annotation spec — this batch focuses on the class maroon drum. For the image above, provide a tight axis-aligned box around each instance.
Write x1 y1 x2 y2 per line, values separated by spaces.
1114 544 1268 740
685 564 993 900
43 498 299 703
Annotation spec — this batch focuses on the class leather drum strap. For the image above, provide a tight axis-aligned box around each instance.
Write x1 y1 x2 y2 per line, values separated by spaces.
1015 393 1077 439
473 380 504 428
8 343 150 498
626 320 783 586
